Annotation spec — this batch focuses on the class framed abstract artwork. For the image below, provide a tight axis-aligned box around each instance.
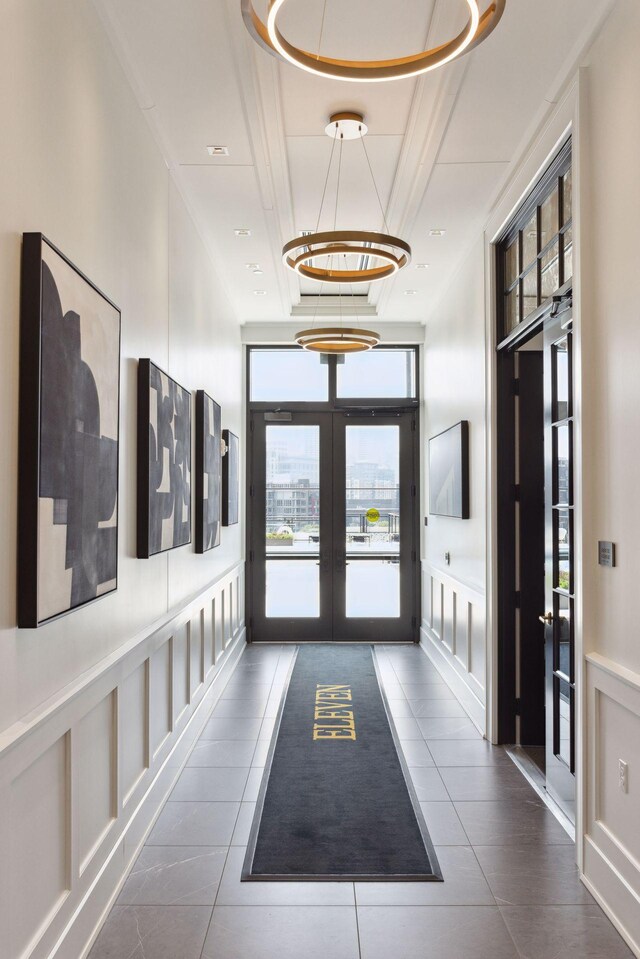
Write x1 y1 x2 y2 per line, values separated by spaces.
18 233 121 627
222 429 239 526
195 390 222 552
137 359 191 557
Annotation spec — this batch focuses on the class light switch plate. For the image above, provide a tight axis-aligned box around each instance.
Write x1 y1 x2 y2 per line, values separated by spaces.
598 541 616 567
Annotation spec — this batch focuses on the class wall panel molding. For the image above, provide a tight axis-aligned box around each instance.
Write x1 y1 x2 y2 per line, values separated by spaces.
583 654 640 957
420 561 487 735
0 561 246 959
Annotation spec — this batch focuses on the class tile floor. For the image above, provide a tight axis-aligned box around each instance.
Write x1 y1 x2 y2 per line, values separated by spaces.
89 644 634 959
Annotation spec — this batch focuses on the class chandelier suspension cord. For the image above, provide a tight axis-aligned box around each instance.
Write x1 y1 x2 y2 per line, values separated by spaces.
360 129 391 235
316 0 329 61
315 131 338 233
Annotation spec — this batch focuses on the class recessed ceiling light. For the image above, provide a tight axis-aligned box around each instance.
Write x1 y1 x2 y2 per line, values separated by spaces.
253 290 267 296
234 228 251 237
404 290 418 296
429 229 446 237
415 263 430 269
252 268 264 275
207 145 229 156
245 263 260 269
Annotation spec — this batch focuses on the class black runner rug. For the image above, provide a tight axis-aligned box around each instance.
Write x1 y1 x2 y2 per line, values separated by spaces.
243 644 441 881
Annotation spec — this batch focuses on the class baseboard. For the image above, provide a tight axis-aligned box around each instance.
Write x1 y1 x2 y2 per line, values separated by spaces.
582 838 640 959
420 624 486 735
65 628 246 959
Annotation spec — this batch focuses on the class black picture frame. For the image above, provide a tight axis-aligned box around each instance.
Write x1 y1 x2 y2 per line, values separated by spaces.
137 359 192 557
428 420 470 519
222 429 239 526
18 233 122 628
195 390 222 553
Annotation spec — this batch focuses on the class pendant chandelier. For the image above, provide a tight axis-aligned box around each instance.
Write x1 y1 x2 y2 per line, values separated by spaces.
242 0 506 83
290 112 402 354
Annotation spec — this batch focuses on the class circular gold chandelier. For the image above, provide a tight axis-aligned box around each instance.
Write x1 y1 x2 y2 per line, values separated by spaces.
295 327 381 353
242 0 506 83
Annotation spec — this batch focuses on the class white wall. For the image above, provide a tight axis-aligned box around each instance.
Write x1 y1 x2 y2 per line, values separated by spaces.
0 2 245 956
421 238 488 731
578 0 640 950
421 1 640 953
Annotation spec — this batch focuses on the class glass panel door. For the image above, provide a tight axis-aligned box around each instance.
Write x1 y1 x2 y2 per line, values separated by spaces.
543 316 576 821
249 412 333 641
332 413 417 642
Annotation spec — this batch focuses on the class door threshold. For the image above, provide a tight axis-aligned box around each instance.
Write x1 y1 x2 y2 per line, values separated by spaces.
505 745 575 840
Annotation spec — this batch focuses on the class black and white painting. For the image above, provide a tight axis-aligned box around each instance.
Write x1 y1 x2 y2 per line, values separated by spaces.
18 234 121 627
195 390 222 552
137 360 191 557
222 429 239 526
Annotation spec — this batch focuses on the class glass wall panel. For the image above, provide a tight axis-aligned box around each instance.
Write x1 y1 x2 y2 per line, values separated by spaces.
541 241 560 300
522 213 538 269
345 425 400 555
266 561 319 617
250 349 328 402
266 425 319 553
540 188 559 247
346 561 400 617
337 349 416 399
505 236 519 287
554 337 569 420
563 226 573 283
562 169 572 225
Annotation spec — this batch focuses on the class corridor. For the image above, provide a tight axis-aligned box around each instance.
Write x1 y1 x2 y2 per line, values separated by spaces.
88 644 632 959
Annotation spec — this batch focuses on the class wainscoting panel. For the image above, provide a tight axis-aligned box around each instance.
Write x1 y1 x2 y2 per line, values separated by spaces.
583 653 640 956
420 562 487 734
0 561 246 959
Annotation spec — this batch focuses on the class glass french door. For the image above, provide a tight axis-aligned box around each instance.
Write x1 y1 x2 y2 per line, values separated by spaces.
248 410 418 642
542 310 575 819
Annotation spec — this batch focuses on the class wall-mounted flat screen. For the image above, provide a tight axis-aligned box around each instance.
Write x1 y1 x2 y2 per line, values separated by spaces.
428 421 469 519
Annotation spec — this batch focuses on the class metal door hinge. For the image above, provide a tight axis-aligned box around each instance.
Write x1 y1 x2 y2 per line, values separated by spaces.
411 484 416 497
249 484 255 497
249 549 254 562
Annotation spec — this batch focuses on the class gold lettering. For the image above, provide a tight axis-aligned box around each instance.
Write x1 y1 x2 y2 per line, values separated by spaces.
313 684 356 740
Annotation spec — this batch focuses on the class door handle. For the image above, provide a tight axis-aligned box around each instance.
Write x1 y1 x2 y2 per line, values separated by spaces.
538 612 554 625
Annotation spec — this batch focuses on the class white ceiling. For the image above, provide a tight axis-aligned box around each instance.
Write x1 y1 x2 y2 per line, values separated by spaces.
96 0 609 326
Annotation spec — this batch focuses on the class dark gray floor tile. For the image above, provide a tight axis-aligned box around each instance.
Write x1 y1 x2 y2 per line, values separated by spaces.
199 716 263 740
147 801 239 846
357 905 519 958
117 846 226 905
419 801 469 844
474 845 594 905
187 740 256 768
355 846 494 906
427 740 511 766
217 847 354 905
438 764 537 801
211 699 267 718
411 699 469 718
231 802 257 845
170 766 249 802
409 766 449 801
454 800 572 845
202 905 360 959
417 717 482 740
88 905 211 959
398 740 435 767
499 904 635 958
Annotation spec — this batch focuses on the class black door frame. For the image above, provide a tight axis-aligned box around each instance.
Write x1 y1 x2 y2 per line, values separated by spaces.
245 347 420 643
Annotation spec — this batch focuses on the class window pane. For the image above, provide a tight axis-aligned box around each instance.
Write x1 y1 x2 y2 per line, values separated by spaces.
346 561 400 617
563 226 573 283
505 284 520 334
555 424 571 505
555 592 572 678
556 677 572 767
541 240 560 300
554 337 569 421
504 236 519 288
562 169 572 225
266 426 319 553
523 265 538 319
540 187 559 248
250 349 328 402
266 560 319 617
555 507 571 591
346 425 399 554
522 213 538 270
337 349 416 398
